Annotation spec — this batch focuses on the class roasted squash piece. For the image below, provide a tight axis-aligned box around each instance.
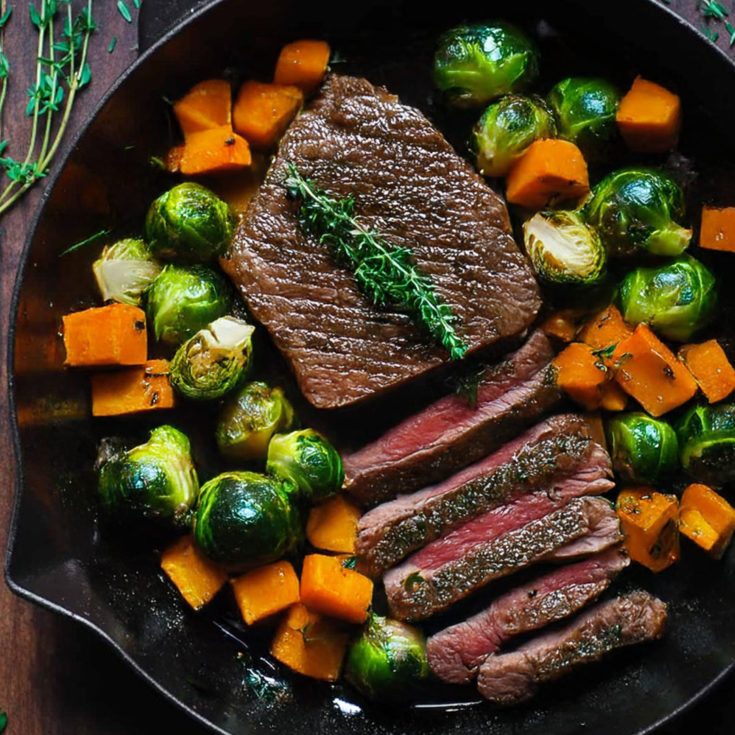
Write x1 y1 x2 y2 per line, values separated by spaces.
231 560 300 624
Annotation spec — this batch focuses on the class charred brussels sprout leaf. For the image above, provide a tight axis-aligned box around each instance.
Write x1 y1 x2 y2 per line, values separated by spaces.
345 613 431 700
523 210 606 286
266 429 344 502
618 255 717 342
170 316 254 401
193 471 301 568
471 94 556 177
97 425 199 528
584 168 691 257
93 238 162 306
146 264 232 345
547 77 620 160
216 381 295 461
145 182 234 263
433 23 539 108
606 413 678 484
676 403 735 484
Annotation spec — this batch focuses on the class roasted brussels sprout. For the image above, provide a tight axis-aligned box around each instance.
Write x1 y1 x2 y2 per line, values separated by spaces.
676 403 735 484
606 413 679 484
146 264 232 345
547 77 620 160
345 613 431 700
93 238 162 306
584 168 691 257
97 425 199 528
523 210 606 286
471 94 556 177
145 182 234 263
618 255 717 342
216 381 295 461
169 316 254 401
266 429 344 501
433 23 540 108
193 471 301 567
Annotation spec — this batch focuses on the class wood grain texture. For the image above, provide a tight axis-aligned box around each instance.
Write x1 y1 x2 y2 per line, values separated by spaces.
0 1 733 733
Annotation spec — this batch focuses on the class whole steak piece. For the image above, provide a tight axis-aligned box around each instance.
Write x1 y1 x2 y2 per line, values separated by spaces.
222 74 541 409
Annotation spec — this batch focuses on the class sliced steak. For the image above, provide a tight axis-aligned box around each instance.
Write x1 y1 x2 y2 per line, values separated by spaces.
476 590 667 705
384 496 621 621
222 74 541 410
343 330 561 506
357 414 613 577
427 548 630 684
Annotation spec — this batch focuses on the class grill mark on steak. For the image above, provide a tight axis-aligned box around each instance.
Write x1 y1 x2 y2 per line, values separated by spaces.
343 330 561 506
222 74 541 409
357 414 613 577
384 496 621 622
476 590 667 705
426 548 630 684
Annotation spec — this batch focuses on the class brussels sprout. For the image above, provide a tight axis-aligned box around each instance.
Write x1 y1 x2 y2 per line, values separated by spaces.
547 77 620 160
471 94 556 177
145 182 234 263
618 255 717 342
266 429 344 501
676 403 735 484
98 425 199 528
345 613 431 700
146 264 232 345
584 168 691 257
216 381 295 461
92 238 162 306
433 23 540 108
193 471 301 567
606 413 678 484
523 210 606 286
170 316 254 401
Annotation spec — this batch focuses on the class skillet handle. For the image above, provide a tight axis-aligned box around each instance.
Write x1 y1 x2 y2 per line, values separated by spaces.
138 0 213 53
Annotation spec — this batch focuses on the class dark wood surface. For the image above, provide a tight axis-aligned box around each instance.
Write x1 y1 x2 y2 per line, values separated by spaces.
0 1 733 733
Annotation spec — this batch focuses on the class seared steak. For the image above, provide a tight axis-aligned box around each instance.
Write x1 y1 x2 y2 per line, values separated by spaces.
357 414 613 577
384 496 621 621
427 548 630 684
343 330 561 506
222 74 541 409
476 590 667 705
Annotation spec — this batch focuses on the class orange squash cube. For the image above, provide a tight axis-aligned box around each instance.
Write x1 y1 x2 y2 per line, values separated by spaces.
91 359 174 416
700 206 735 253
679 340 735 403
178 125 251 176
233 81 303 149
306 495 361 554
173 79 232 137
552 342 608 410
680 483 735 558
274 40 330 92
579 305 634 353
231 560 300 625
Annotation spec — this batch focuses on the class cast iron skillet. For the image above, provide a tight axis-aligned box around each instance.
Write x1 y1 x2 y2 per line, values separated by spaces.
7 1 735 733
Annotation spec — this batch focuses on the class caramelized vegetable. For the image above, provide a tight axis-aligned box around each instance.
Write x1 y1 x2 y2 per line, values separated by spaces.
505 138 589 210
160 535 228 610
616 76 681 153
700 206 735 253
679 483 735 558
178 126 252 176
270 602 348 681
600 381 628 411
233 81 303 149
173 79 232 137
616 487 679 572
91 359 175 417
300 553 373 624
611 324 698 417
306 495 361 554
679 340 735 403
231 560 300 624
579 305 633 353
273 40 330 92
63 303 147 367
552 342 608 410
539 310 580 342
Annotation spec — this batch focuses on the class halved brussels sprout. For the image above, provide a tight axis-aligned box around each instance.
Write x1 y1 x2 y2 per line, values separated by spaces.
584 168 691 257
433 22 540 108
93 238 162 306
606 413 679 484
547 77 620 160
216 382 295 461
146 264 232 345
97 425 199 528
471 94 556 177
170 316 254 401
266 429 344 502
193 471 301 568
523 210 606 286
345 613 431 700
145 182 235 263
618 255 717 342
676 403 735 484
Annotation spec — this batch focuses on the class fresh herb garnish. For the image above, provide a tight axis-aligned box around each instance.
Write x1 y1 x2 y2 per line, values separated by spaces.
59 227 111 256
341 555 358 570
116 0 132 23
108 36 117 53
702 0 728 20
453 364 487 408
726 20 735 45
403 570 424 592
0 711 7 733
284 163 468 360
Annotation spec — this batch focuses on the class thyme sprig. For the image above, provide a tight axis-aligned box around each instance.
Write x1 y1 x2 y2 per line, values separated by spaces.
283 163 468 360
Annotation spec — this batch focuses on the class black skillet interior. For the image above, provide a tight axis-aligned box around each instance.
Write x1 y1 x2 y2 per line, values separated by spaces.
7 1 735 734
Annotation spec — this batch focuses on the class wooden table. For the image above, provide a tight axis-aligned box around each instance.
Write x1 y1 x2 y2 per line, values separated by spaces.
0 1 732 732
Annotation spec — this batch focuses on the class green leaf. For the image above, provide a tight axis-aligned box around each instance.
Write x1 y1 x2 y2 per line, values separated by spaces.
78 61 91 87
0 711 7 733
108 36 117 53
0 6 13 28
59 228 112 257
0 141 8 155
29 4 41 28
116 0 132 23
